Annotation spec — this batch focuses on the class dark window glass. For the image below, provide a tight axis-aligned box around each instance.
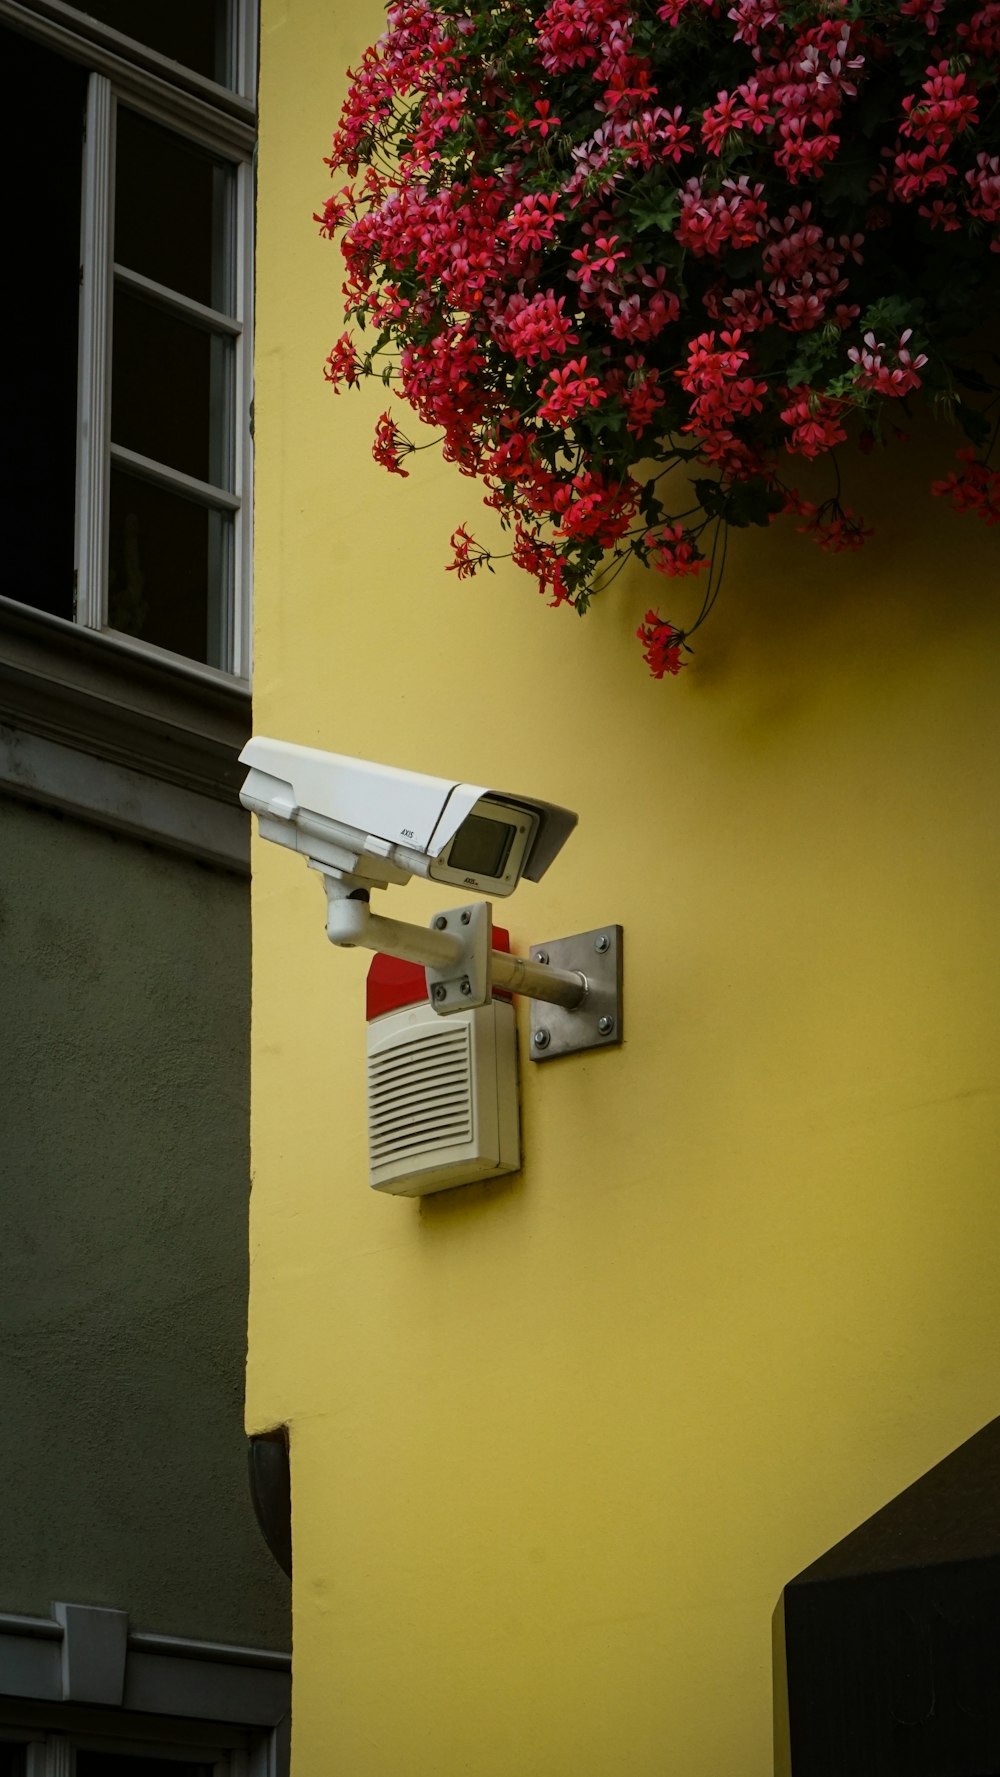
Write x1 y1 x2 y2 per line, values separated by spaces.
115 110 234 312
0 1744 26 1776
108 468 230 668
74 0 232 87
112 288 232 487
76 1757 214 1775
0 27 87 622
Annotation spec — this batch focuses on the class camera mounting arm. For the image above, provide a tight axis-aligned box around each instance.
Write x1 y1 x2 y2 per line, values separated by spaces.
320 876 622 1061
323 887 585 1008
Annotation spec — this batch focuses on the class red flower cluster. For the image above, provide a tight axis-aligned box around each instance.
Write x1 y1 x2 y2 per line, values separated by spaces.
931 449 1000 523
779 390 848 459
645 525 708 576
847 329 928 397
372 411 414 477
320 0 1000 678
637 610 687 676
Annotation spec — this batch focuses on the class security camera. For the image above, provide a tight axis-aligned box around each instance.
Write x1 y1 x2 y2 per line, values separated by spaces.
239 736 577 898
241 736 622 1068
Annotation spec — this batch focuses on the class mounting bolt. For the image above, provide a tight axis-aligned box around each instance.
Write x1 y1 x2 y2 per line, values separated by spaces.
597 1015 615 1036
594 933 610 953
431 983 447 1004
533 1028 550 1050
535 951 549 965
460 977 472 996
433 915 448 930
460 909 472 925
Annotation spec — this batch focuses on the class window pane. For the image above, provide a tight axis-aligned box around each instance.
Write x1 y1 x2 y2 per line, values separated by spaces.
73 0 232 87
0 26 87 622
115 110 234 312
112 288 232 487
108 468 231 669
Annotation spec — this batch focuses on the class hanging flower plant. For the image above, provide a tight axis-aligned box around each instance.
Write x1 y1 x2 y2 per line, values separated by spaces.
318 0 1000 677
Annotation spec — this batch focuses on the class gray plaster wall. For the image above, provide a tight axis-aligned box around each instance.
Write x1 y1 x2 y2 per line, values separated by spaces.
0 793 289 1648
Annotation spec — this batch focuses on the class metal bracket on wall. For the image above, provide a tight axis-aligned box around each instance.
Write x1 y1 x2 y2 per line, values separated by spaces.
402 906 623 1059
528 926 623 1061
424 900 493 1012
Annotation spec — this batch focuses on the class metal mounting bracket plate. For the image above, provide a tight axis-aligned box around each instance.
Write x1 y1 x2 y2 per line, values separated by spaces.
528 925 623 1060
425 901 492 1012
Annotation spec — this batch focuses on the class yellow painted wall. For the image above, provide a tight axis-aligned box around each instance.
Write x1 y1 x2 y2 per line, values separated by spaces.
249 4 1000 1770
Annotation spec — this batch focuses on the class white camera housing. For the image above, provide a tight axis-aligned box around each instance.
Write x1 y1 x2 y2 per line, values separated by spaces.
238 737 577 897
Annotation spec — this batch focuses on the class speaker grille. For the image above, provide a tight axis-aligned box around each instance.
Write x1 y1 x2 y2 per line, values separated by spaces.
368 1023 473 1168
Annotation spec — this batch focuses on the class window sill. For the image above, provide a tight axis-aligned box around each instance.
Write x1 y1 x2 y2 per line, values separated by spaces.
0 598 251 871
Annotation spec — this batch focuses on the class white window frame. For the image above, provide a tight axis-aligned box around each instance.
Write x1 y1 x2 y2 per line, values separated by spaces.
0 0 256 686
0 1605 289 1777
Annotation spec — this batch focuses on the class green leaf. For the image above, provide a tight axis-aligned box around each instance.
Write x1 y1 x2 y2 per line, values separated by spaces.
952 365 997 397
694 476 783 528
858 295 922 340
692 478 729 520
583 404 628 441
957 404 992 449
627 186 681 236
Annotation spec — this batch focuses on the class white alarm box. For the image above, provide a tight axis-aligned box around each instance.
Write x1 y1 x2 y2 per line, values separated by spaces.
366 952 521 1196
